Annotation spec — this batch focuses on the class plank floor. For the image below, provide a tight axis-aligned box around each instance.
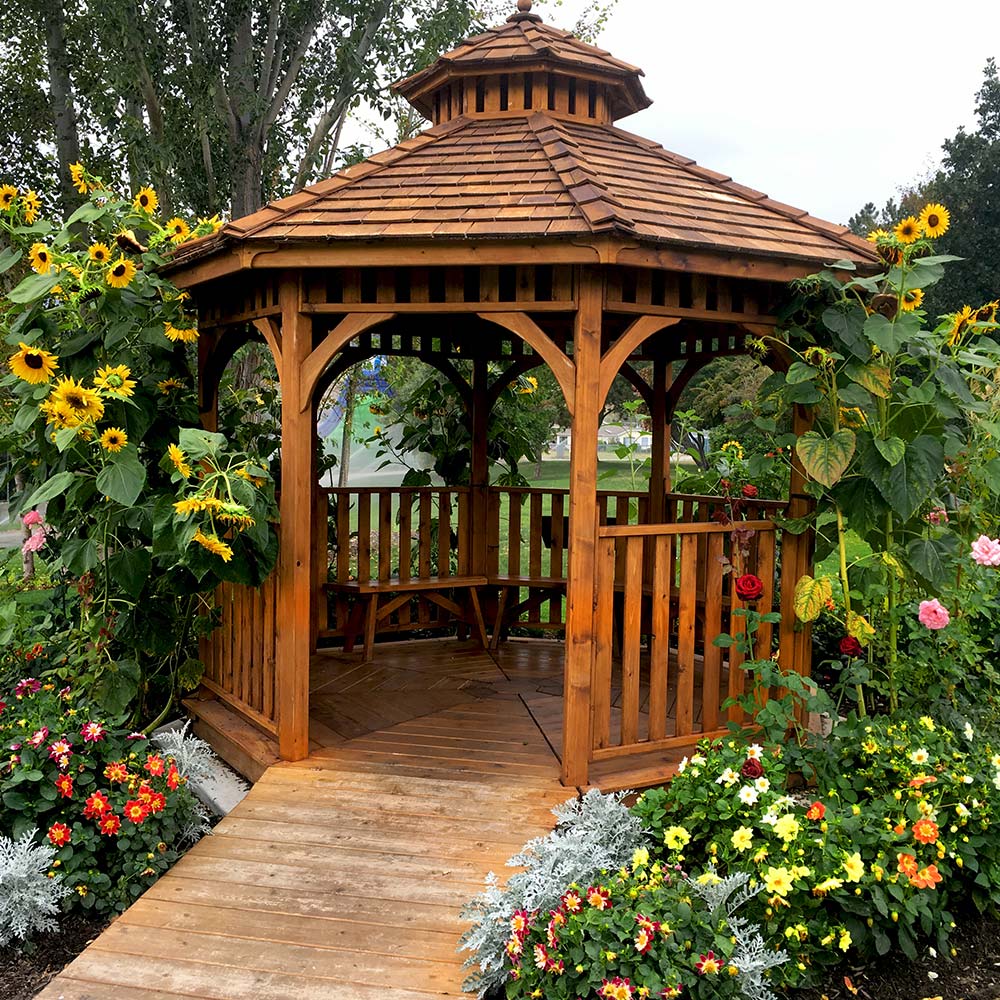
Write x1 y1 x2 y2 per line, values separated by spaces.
40 637 714 999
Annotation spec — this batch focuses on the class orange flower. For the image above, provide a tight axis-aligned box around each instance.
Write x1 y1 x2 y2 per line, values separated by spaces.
893 821 907 836
908 775 937 788
805 801 825 821
98 813 121 836
83 791 110 818
55 773 73 798
166 763 181 790
144 753 165 777
897 853 918 877
103 760 128 783
123 799 149 824
47 822 71 847
912 818 939 845
587 885 612 910
909 864 943 890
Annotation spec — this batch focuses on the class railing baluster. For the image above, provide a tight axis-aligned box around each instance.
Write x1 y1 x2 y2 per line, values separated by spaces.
357 493 371 584
647 534 672 741
675 533 697 737
591 536 616 750
702 533 725 732
621 536 643 746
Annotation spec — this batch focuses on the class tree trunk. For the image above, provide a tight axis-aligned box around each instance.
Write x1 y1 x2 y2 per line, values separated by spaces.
39 0 82 216
338 372 358 488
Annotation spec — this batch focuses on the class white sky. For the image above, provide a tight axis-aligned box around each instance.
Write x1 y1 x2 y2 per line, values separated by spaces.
589 0 1000 224
349 0 1000 227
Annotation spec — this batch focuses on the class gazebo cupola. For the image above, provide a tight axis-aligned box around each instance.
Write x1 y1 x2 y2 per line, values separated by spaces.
394 0 650 126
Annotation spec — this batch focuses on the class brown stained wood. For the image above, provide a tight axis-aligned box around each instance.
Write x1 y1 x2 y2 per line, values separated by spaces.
590 537 616 749
438 492 452 577
701 533 725 733
675 534 697 737
378 492 392 582
620 537 643 747
357 493 372 583
728 570 747 724
647 535 671 741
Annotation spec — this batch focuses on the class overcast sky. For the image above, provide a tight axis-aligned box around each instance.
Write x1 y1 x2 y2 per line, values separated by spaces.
592 0 1000 224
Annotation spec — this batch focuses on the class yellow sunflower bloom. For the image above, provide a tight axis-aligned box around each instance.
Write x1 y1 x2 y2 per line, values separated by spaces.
8 342 59 384
947 305 975 347
157 377 185 394
106 257 137 289
900 288 923 312
22 190 41 224
192 528 233 563
164 322 198 343
88 242 112 264
133 186 158 215
167 444 192 479
721 439 744 460
894 216 921 244
28 243 52 274
0 185 17 211
39 397 76 430
919 203 949 239
69 162 87 194
99 427 128 453
49 376 104 424
93 364 136 398
866 228 889 243
165 217 191 243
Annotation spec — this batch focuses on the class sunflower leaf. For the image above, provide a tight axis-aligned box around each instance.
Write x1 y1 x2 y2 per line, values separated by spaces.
0 247 22 273
7 271 61 304
20 471 76 513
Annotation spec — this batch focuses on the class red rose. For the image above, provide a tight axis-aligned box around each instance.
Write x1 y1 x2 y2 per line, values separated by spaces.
734 573 765 601
742 484 759 498
839 636 863 658
740 757 764 779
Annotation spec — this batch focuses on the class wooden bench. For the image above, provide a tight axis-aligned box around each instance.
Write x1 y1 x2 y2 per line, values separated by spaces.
489 575 567 649
325 575 489 662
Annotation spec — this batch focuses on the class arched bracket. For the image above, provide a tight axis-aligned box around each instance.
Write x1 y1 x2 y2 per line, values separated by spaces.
478 312 575 415
741 323 791 374
301 312 397 411
617 361 654 410
252 317 282 369
486 356 544 408
598 315 680 410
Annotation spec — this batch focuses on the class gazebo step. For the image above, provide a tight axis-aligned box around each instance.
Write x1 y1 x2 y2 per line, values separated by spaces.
184 697 280 783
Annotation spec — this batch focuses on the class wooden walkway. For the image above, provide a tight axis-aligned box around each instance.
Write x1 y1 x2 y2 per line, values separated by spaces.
37 659 570 1000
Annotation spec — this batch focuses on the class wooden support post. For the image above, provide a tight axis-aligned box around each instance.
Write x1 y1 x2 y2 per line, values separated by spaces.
562 267 603 787
275 273 314 761
648 355 669 523
469 358 490 578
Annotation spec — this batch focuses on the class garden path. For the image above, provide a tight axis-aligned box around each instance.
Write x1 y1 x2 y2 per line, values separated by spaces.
36 659 570 999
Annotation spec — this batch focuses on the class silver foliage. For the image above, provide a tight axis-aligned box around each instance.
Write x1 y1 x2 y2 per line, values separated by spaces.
152 721 217 781
0 829 72 946
459 790 644 997
690 868 789 1000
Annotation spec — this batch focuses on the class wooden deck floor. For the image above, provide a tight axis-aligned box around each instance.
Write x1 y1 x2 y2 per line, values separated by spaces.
40 638 709 999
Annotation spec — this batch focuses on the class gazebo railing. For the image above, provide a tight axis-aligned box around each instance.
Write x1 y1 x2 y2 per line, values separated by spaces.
589 519 779 763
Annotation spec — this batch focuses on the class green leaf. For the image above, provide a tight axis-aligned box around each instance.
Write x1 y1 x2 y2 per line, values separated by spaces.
65 201 109 226
108 547 152 600
96 453 147 506
907 535 959 589
53 426 79 452
845 362 891 399
91 659 141 719
874 436 905 467
0 246 23 273
821 302 870 360
7 271 61 304
785 362 818 385
864 313 903 354
20 471 76 513
795 429 856 487
61 538 99 575
178 427 228 460
858 435 943 522
794 575 833 622
2 791 29 811
12 403 37 434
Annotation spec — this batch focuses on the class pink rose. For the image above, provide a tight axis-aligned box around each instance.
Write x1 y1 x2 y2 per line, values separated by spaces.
918 598 950 630
971 535 1000 567
21 510 43 527
21 530 46 555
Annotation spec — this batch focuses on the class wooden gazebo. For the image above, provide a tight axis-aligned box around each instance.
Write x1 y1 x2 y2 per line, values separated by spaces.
165 0 876 787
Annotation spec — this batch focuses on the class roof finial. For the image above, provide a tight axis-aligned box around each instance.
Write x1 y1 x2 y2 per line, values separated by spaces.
508 0 542 22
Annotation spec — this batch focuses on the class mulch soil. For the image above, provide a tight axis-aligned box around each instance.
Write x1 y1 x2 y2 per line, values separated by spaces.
0 915 110 1000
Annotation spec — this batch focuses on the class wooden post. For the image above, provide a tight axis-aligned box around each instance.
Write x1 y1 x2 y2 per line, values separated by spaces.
275 273 314 761
562 267 603 787
197 329 220 433
648 354 670 523
469 357 490 577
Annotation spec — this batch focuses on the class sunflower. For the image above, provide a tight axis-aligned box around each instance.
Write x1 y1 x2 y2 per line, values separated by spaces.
28 243 52 274
192 528 233 563
164 322 198 343
99 427 128 453
975 300 1000 324
894 216 921 244
133 186 158 215
919 203 950 239
106 257 137 289
93 364 136 397
157 377 185 394
40 397 75 430
22 190 41 224
50 376 105 424
8 342 59 384
165 217 190 243
88 242 112 264
0 185 17 210
167 444 192 479
946 305 976 347
866 228 889 243
69 162 87 194
900 288 924 312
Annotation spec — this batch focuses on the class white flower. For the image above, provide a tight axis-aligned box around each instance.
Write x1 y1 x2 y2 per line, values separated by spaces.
738 786 759 806
964 722 975 740
962 775 974 784
746 743 764 761
677 756 688 774
690 753 707 767
992 771 1000 792
991 754 1000 769
760 810 779 827
754 777 770 793
910 748 930 766
771 795 794 811
955 803 970 818
715 768 739 787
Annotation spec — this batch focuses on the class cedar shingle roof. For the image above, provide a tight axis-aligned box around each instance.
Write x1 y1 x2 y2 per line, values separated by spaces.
394 11 650 120
169 112 877 270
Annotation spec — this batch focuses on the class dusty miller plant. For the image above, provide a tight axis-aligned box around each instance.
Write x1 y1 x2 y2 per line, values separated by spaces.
0 829 72 946
459 790 644 997
691 868 789 1000
152 722 219 781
